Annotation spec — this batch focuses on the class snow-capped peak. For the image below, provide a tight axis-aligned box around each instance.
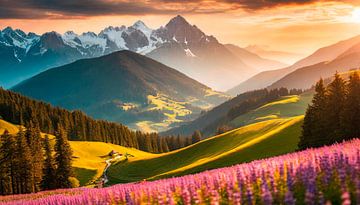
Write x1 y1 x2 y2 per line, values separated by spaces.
82 32 97 37
133 20 147 28
132 20 153 38
63 31 77 39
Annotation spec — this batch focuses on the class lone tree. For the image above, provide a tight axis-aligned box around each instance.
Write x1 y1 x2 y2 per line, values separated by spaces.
54 125 73 188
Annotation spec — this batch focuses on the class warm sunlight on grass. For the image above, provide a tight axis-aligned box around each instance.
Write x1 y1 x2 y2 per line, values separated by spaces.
70 141 154 184
230 93 312 127
258 95 299 109
108 116 303 183
0 119 154 186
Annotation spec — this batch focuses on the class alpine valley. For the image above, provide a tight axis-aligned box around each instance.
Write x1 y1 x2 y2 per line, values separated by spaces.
2 6 360 204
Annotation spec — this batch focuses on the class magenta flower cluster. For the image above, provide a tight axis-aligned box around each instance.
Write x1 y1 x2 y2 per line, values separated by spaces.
1 139 360 205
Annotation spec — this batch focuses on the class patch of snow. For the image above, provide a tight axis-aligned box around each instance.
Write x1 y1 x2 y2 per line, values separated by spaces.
25 38 39 54
132 20 153 38
172 36 178 42
13 50 21 62
0 41 11 47
63 31 107 52
184 48 196 57
184 37 188 45
137 34 164 54
101 27 128 49
62 31 80 48
78 33 107 51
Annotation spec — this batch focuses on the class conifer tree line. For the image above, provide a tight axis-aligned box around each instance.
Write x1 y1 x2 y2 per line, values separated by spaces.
299 72 360 149
0 88 195 153
0 123 74 195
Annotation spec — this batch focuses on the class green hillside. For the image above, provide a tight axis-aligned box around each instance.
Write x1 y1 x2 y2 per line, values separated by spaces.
0 119 154 186
108 116 303 183
12 51 228 132
230 92 312 127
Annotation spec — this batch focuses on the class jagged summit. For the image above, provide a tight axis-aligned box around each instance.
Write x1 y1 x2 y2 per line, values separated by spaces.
133 20 148 28
2 26 13 33
167 15 189 26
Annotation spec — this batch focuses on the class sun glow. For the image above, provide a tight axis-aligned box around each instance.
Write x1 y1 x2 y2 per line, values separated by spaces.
351 8 360 23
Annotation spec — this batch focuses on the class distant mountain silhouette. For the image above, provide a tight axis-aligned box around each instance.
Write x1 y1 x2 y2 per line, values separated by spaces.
228 35 360 95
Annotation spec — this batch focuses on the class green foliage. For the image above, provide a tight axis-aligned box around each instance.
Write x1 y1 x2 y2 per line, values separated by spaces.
25 122 43 192
341 72 360 140
0 88 195 153
54 125 73 188
41 135 57 190
0 130 16 195
299 72 360 149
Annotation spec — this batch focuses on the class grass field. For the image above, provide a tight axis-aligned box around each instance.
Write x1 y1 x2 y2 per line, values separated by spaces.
69 141 154 185
230 92 312 127
0 119 154 186
107 116 303 183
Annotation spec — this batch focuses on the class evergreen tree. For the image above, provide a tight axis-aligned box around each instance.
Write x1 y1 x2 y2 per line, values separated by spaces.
325 73 346 143
299 79 327 149
42 135 57 190
15 128 33 194
26 122 43 192
0 130 16 195
191 130 202 144
54 125 73 188
341 72 360 140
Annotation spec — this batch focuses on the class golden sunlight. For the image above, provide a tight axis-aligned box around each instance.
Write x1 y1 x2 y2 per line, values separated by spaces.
351 8 360 23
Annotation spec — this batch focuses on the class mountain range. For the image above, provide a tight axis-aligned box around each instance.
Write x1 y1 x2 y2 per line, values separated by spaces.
245 45 304 64
228 35 360 95
12 51 229 132
0 15 285 90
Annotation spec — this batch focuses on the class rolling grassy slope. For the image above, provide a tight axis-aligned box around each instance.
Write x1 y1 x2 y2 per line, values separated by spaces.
230 92 312 127
108 116 303 183
0 119 154 186
70 141 154 186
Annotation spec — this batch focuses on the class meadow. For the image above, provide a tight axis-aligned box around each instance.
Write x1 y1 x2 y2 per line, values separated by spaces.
108 116 303 183
1 138 359 204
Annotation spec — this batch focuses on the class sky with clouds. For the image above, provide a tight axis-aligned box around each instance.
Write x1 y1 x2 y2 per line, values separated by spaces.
1 0 360 57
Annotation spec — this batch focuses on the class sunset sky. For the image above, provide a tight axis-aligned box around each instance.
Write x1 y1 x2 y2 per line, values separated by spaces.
1 0 360 58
